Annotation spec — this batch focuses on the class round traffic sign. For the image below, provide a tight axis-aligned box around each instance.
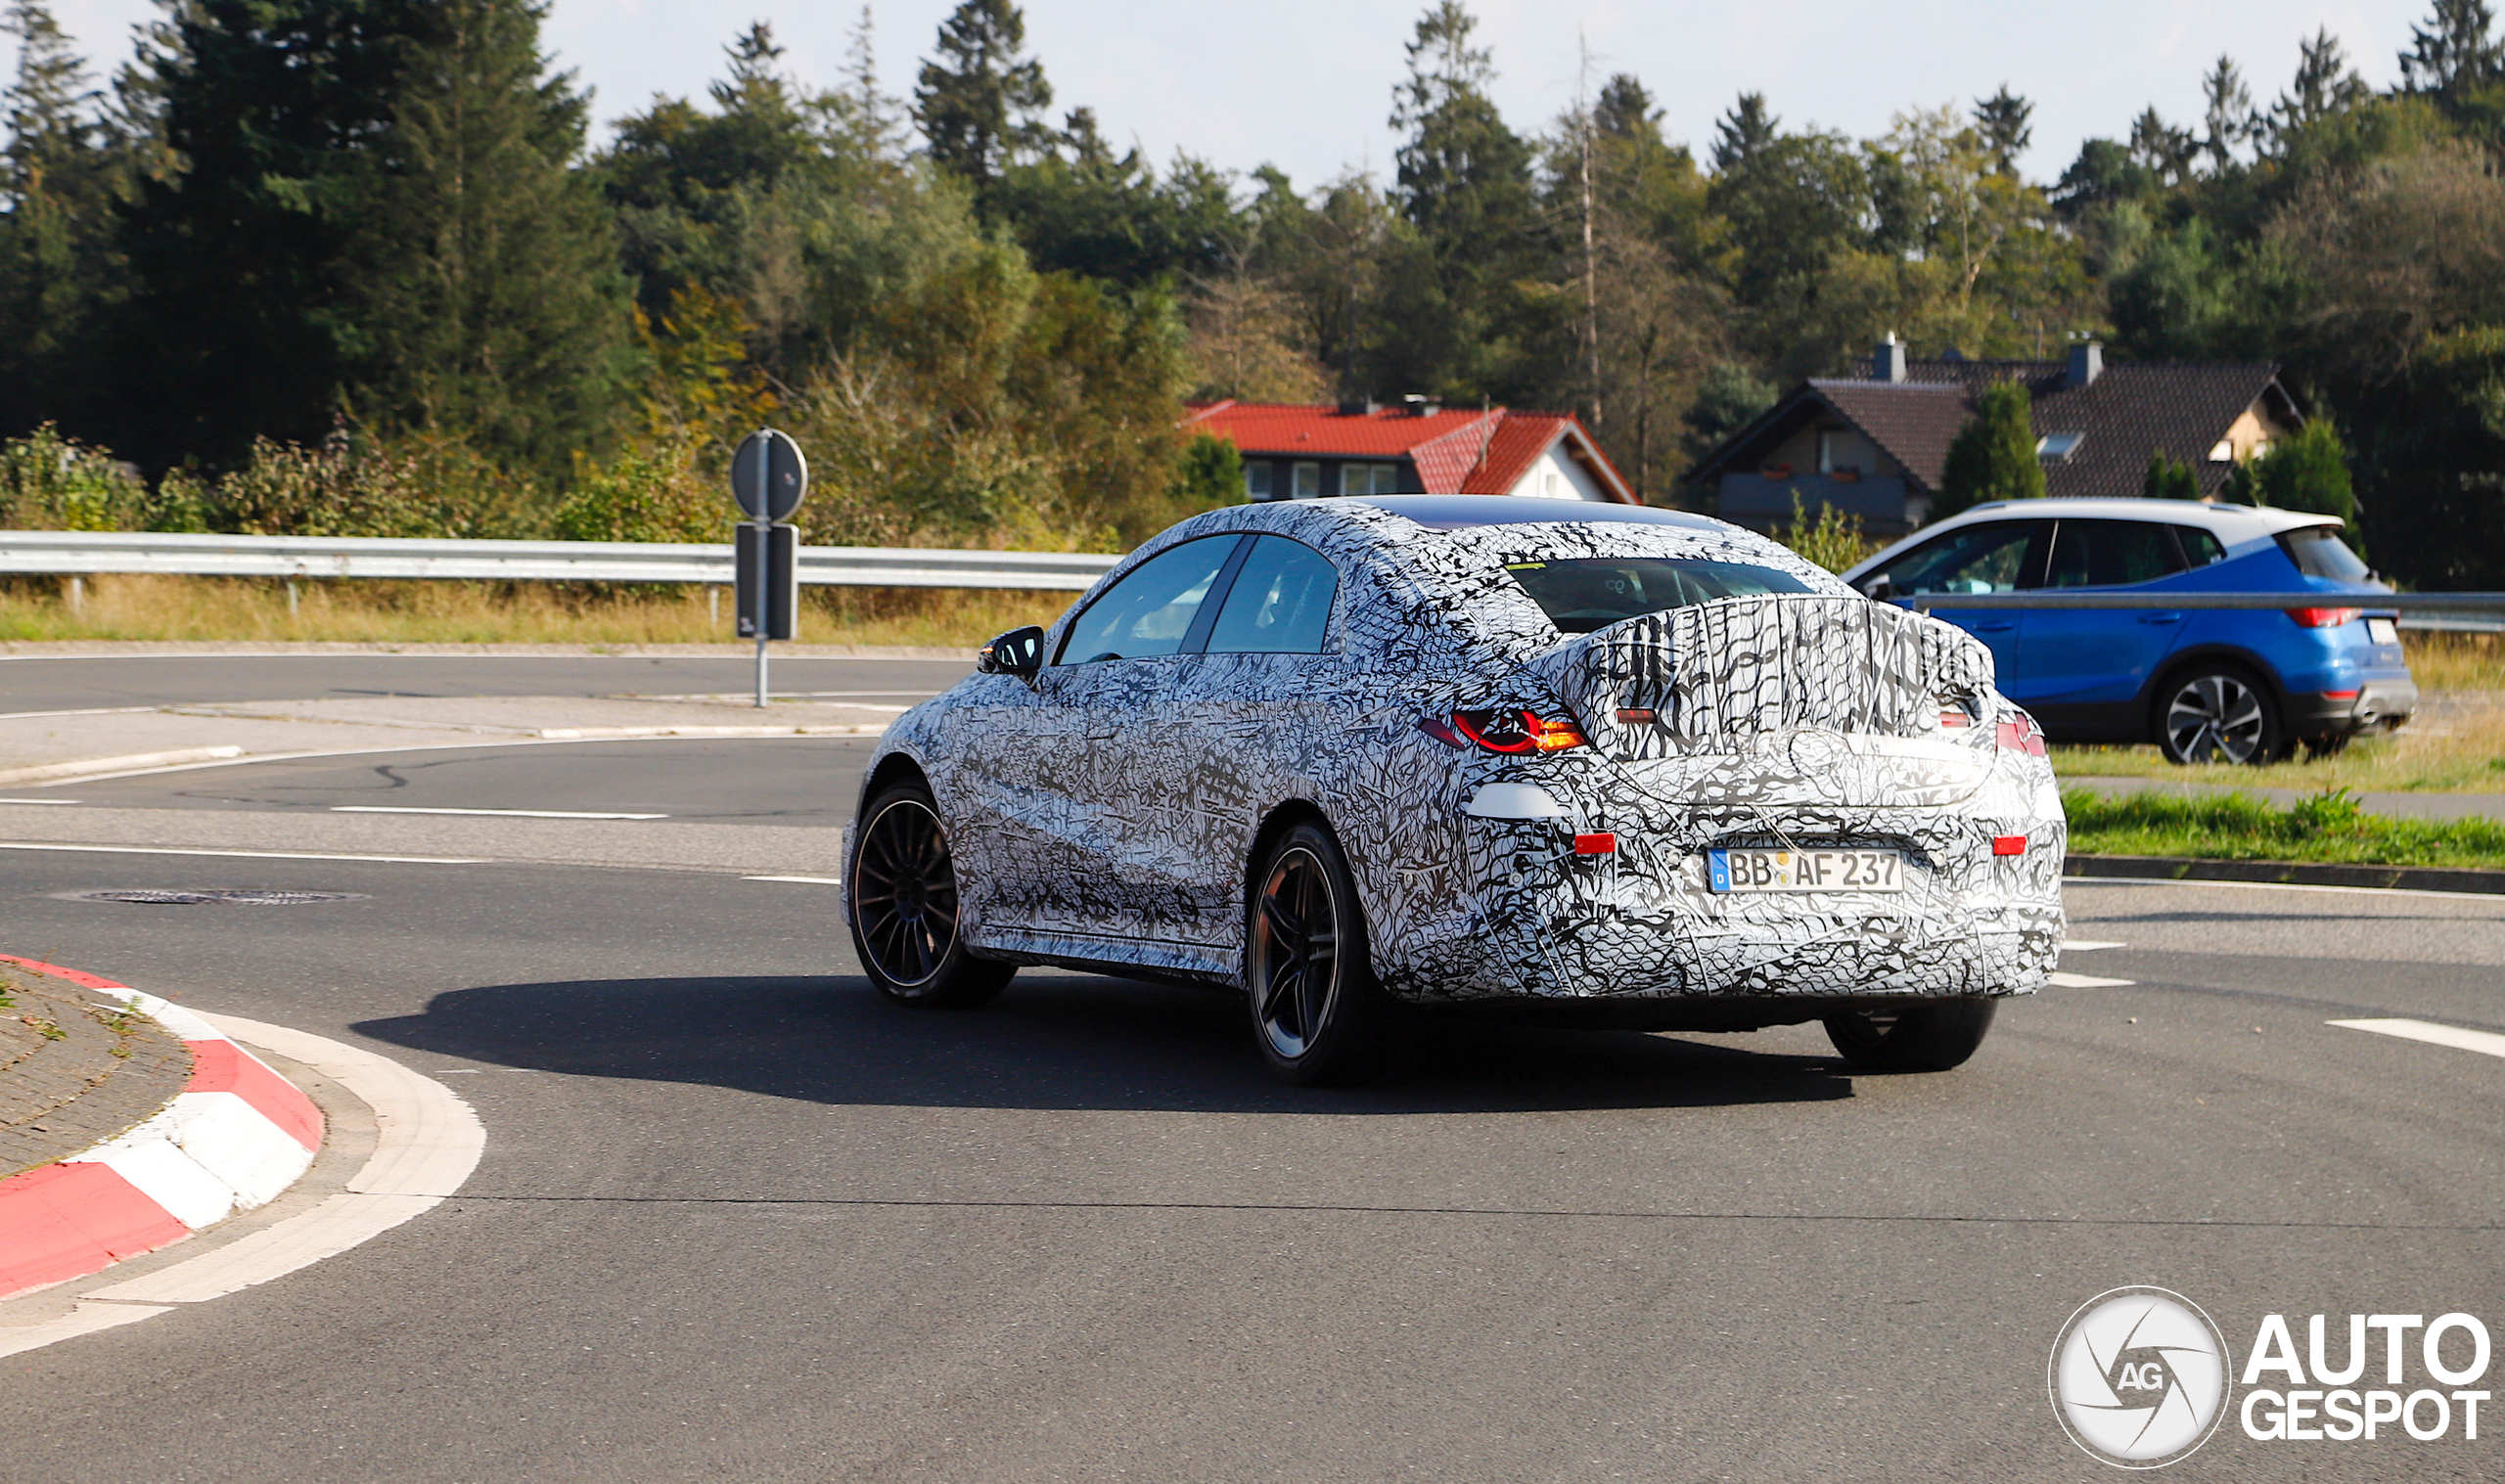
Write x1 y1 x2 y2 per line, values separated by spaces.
731 428 808 521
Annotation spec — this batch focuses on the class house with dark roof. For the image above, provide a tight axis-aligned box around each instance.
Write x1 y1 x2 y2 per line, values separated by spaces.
1686 339 2303 536
1185 399 1637 505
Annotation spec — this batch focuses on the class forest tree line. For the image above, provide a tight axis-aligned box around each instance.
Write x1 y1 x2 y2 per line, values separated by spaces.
0 0 2499 581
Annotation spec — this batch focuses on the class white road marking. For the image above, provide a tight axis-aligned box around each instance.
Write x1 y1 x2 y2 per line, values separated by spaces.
2066 876 2505 905
0 1012 483 1357
2047 971 2135 988
0 841 484 864
2061 939 2125 952
0 731 889 787
746 874 843 884
331 805 667 820
2328 1017 2505 1061
0 797 80 805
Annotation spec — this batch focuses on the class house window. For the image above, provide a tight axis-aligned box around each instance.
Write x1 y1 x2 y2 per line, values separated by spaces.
1338 463 1397 495
1292 462 1321 499
1816 428 1861 475
1244 461 1273 500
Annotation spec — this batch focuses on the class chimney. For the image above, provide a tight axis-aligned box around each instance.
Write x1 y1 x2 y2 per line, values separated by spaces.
2068 338 2104 388
1336 396 1380 417
1401 393 1441 417
1874 334 1907 383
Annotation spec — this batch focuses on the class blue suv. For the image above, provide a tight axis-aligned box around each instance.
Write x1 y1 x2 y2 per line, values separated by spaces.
1842 498 2415 764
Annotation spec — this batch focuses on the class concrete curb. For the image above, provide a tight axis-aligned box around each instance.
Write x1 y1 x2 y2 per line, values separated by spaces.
2066 853 2505 896
0 957 322 1299
0 746 245 787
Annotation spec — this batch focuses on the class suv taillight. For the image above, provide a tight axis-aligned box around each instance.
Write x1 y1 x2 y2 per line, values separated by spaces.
2286 607 2360 628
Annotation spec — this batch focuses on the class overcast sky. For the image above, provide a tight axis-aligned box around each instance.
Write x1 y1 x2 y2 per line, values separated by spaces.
36 1 2448 186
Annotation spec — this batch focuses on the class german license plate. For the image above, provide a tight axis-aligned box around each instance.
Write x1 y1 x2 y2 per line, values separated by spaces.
2366 617 2398 645
1709 847 1903 893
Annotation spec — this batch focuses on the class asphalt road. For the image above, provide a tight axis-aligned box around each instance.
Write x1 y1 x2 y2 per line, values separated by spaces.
3 666 2501 1481
0 652 974 714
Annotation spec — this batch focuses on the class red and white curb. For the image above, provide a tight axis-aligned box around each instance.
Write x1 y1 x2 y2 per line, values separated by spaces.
0 957 321 1299
0 959 483 1357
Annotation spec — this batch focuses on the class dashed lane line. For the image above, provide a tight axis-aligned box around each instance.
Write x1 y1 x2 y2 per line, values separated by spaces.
2062 940 2125 952
745 875 843 885
0 840 485 864
2329 1017 2505 1061
2047 971 2136 988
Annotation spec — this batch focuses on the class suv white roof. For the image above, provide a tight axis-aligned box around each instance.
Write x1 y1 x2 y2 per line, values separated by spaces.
1844 497 2341 584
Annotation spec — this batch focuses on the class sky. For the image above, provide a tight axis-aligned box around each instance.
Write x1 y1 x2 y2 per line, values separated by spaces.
32 1 2450 187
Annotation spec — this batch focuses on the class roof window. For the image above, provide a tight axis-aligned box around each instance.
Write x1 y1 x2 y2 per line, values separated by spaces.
2035 432 2084 463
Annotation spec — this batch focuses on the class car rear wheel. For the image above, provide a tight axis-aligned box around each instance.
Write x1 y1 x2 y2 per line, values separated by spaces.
2157 664 2287 765
1246 823 1404 1085
1823 999 1996 1072
848 783 1014 1008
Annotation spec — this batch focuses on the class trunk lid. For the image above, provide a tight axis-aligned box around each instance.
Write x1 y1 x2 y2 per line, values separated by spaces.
1529 595 2002 809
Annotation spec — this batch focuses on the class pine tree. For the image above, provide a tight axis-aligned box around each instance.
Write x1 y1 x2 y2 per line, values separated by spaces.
2200 55 2256 173
1972 86 2032 176
1709 93 1778 174
1937 382 2043 517
0 1 119 421
913 0 1050 196
348 0 635 474
2399 0 2504 95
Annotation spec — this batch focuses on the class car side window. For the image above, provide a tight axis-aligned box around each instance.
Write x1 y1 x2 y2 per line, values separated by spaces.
1205 536 1338 654
1871 520 2045 594
2174 526 2227 567
2043 519 2190 588
1054 536 1237 665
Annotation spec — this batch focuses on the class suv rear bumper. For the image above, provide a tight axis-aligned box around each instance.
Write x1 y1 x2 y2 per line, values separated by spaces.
2285 679 2418 736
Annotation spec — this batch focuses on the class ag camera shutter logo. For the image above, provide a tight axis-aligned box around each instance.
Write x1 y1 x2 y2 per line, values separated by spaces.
2050 1286 2233 1467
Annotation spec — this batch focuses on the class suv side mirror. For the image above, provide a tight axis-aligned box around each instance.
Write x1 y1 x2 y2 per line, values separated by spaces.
978 625 1046 682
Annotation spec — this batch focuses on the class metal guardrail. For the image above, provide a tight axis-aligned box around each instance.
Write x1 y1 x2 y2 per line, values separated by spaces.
0 529 1121 591
1900 590 2505 612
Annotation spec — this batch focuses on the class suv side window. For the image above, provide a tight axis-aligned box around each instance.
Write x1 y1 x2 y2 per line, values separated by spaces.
1054 536 1240 665
1866 519 2048 595
2043 519 2191 588
2174 526 2226 567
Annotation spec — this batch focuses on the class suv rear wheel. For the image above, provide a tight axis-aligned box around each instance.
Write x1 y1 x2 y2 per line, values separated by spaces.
2157 664 2287 765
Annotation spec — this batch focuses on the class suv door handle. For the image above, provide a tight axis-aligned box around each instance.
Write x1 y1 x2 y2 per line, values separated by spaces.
2137 612 2183 624
1968 620 2016 633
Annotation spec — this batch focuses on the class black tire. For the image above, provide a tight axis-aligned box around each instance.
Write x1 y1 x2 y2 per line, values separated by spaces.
1245 822 1405 1085
847 783 1014 1008
2155 663 2288 766
1823 999 1997 1072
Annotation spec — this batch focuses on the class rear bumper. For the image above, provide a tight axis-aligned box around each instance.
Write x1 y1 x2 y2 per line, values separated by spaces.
2284 678 2418 736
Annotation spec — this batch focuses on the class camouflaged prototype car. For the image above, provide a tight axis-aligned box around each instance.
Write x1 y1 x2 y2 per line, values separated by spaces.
845 495 2066 1083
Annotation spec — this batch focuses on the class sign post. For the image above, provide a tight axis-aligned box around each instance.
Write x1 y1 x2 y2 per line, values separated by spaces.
730 428 807 708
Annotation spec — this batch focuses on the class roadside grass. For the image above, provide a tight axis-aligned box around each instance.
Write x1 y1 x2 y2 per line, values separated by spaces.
2063 785 2505 870
0 572 1070 650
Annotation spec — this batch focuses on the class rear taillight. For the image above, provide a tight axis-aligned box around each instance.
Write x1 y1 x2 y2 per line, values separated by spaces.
2286 607 2360 628
1995 714 2048 756
1441 707 1588 753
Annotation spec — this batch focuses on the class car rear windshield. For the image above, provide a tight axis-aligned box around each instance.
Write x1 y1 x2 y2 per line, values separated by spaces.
1503 558 1815 634
2279 525 2371 582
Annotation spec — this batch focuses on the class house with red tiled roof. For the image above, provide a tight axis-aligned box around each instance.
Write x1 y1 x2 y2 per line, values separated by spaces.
1687 338 2304 537
1185 399 1638 505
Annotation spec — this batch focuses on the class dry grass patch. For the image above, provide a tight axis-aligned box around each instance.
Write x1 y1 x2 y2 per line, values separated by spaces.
0 573 1072 650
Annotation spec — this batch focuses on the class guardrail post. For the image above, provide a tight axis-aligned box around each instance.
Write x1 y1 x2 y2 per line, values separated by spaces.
66 574 81 614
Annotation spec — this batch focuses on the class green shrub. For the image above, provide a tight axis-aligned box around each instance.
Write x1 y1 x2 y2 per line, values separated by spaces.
2142 448 2201 500
1936 382 2044 518
0 426 149 531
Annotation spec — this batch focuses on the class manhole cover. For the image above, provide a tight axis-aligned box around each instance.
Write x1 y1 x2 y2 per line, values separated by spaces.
63 889 366 906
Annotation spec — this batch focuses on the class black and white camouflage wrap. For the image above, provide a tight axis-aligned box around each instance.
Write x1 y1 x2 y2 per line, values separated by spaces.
850 497 2066 1009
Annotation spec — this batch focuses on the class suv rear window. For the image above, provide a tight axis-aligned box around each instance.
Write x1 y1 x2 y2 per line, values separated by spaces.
2279 525 2370 582
1504 558 1814 633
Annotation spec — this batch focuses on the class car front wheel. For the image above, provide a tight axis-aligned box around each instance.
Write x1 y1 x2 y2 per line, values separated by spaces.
2157 664 2287 765
848 783 1014 1008
1823 999 1996 1072
1246 822 1404 1085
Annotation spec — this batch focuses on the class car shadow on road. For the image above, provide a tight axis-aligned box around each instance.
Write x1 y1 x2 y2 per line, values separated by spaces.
353 972 1854 1114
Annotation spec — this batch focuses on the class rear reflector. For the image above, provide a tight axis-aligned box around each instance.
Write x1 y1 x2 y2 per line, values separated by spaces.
1992 835 2027 856
1573 832 1617 855
2321 689 2359 699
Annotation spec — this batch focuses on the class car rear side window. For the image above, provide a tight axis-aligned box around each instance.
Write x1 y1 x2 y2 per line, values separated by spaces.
2043 519 2190 588
1503 558 1814 634
2279 525 2371 582
1055 536 1235 664
1206 536 1337 653
2175 526 2226 566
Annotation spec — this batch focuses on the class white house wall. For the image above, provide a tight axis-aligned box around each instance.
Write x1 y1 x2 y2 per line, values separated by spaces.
1512 441 1610 501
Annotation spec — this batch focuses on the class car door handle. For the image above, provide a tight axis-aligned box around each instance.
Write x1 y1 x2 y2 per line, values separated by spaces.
2137 612 2183 624
1968 621 2016 633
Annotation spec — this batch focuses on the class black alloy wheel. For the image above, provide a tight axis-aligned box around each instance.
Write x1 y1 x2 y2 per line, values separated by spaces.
847 784 1013 1007
1246 822 1402 1084
1823 999 1997 1072
2157 665 2287 766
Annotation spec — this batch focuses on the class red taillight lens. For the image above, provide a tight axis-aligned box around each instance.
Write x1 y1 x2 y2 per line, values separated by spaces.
1449 708 1588 754
1992 834 2027 856
1995 715 2048 756
2287 607 2360 628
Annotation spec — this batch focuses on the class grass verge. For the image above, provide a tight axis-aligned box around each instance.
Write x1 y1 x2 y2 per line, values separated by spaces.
0 573 1071 649
2063 786 2505 870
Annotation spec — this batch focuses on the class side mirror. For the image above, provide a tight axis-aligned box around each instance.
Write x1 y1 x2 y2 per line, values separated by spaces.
977 625 1046 682
1861 575 1896 603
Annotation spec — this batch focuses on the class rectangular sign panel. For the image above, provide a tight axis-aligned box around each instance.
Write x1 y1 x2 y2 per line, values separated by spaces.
735 523 798 641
